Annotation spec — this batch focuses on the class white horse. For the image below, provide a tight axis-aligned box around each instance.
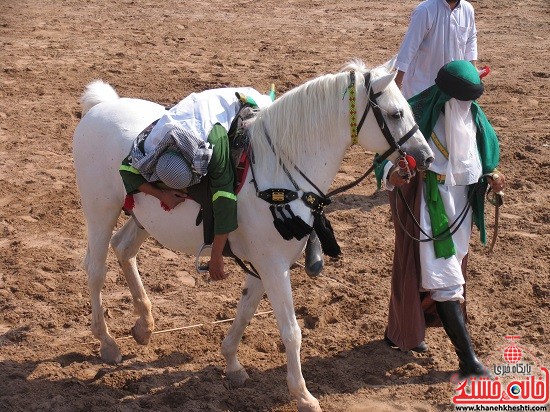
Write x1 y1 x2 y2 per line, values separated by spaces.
73 60 433 412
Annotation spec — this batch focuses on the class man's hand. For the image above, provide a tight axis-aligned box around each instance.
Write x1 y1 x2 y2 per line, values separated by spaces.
208 254 228 281
388 165 413 187
158 189 187 210
395 70 405 89
208 233 230 281
489 171 505 194
137 182 187 210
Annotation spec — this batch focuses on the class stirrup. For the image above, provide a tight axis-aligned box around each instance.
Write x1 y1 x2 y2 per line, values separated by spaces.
195 243 212 274
304 231 324 277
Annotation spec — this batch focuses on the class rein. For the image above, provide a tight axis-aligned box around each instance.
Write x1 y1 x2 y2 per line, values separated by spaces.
394 176 483 243
394 173 502 251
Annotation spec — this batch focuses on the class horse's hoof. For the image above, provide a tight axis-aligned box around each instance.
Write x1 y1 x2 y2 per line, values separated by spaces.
100 344 122 364
296 395 322 412
297 401 322 412
225 367 249 388
131 324 152 345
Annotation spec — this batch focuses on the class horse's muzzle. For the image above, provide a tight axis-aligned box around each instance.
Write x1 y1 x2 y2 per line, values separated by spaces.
416 156 434 172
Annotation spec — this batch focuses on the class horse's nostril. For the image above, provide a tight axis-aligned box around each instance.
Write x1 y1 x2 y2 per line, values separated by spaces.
418 156 434 171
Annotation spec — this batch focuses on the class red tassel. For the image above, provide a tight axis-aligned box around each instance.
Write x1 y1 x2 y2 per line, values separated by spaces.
123 194 135 211
404 154 417 169
160 201 171 211
479 65 491 79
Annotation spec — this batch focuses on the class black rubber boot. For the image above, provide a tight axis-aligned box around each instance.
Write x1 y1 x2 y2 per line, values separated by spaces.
435 300 489 377
304 230 324 277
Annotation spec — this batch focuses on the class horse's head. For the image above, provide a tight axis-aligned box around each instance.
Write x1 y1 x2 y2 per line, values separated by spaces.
347 60 434 171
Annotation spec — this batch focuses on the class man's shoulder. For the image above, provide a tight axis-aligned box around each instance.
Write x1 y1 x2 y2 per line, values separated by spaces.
413 0 438 16
416 0 474 12
414 0 433 12
458 0 475 13
419 0 443 8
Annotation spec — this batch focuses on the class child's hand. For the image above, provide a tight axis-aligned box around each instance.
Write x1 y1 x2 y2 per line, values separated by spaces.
159 189 187 210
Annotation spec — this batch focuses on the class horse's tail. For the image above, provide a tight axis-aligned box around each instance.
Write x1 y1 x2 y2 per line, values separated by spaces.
80 80 120 116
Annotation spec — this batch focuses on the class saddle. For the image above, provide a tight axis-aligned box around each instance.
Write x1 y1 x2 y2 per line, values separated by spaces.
190 103 257 246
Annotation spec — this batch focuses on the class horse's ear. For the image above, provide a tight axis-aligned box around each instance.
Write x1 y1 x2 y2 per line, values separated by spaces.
371 71 397 94
383 55 397 72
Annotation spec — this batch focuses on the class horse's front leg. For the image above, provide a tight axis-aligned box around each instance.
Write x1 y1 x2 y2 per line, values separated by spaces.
110 218 154 345
260 264 322 412
221 273 265 387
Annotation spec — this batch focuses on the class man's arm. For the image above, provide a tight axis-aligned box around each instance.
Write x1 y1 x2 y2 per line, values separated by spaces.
395 5 431 75
395 70 405 89
206 124 238 281
464 8 478 62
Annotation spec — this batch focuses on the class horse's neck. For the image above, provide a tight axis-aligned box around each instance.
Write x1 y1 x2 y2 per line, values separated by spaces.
249 72 354 193
290 138 348 193
250 112 350 194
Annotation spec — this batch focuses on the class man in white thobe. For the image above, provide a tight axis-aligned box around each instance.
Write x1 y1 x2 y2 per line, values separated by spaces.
394 0 478 99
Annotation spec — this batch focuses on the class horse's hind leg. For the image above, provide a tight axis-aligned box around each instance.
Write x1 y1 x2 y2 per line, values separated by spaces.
83 210 123 364
221 274 265 387
110 217 153 345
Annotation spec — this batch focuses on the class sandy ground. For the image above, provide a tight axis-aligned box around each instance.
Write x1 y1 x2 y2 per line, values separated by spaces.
0 0 549 411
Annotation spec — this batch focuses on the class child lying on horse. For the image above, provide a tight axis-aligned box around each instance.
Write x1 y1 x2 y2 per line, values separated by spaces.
122 84 340 282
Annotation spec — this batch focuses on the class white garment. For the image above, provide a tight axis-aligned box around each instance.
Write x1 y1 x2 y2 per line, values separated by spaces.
444 99 482 185
428 104 482 186
430 284 465 302
381 94 483 300
383 156 470 301
419 182 471 296
395 0 477 99
144 87 272 154
419 111 477 298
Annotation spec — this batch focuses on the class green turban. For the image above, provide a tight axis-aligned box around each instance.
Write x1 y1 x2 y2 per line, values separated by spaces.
435 60 484 101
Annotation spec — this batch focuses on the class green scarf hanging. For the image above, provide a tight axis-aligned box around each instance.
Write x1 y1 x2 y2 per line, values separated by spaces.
425 170 456 258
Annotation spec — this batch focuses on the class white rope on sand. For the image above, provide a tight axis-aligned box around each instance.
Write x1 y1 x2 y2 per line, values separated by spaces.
82 264 361 346
82 310 274 344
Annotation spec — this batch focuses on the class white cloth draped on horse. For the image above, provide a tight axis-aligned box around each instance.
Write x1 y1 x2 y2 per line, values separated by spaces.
131 87 273 186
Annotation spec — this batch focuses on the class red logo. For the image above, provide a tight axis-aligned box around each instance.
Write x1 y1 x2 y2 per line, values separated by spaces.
452 336 549 406
503 335 523 364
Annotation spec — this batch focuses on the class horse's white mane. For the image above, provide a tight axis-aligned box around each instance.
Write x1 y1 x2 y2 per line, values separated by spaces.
250 60 374 171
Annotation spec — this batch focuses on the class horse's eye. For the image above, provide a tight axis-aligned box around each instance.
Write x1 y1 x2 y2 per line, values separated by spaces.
391 110 404 120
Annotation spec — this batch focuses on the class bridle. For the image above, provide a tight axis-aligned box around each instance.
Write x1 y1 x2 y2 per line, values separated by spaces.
326 71 419 197
250 69 422 207
242 69 424 266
